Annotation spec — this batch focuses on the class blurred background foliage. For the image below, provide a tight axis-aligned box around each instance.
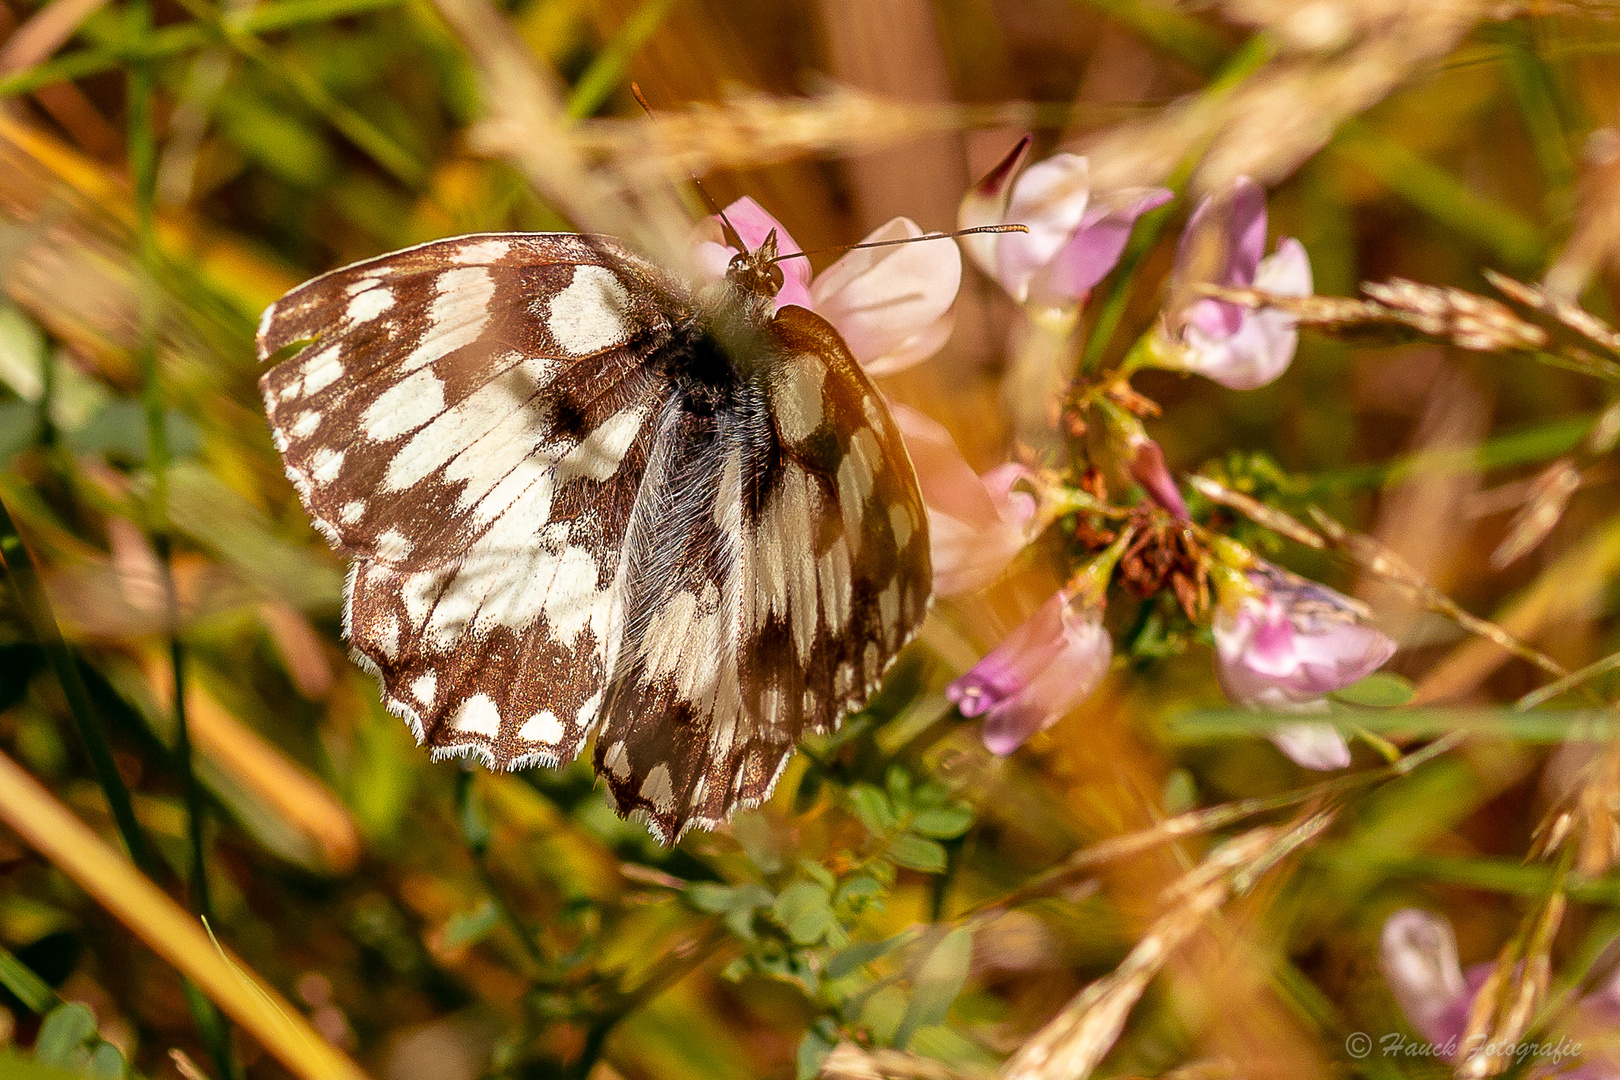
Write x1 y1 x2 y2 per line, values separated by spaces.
1 0 1620 1079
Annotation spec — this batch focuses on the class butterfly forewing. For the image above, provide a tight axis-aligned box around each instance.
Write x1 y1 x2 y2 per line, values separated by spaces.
593 306 931 842
259 234 686 767
259 231 935 842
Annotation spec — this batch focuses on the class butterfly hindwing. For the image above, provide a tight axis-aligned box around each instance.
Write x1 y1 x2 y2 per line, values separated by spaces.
259 233 691 767
594 305 932 841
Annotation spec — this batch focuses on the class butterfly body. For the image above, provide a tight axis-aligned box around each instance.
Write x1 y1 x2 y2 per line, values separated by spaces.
258 231 931 841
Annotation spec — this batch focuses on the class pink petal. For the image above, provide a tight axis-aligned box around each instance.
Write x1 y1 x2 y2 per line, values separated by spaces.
1127 436 1189 519
980 613 1111 754
995 153 1092 303
810 217 961 373
891 404 1038 596
1029 186 1174 305
1180 236 1314 390
1225 176 1269 286
1270 722 1351 770
958 135 1031 277
861 308 956 378
1380 910 1468 1046
890 403 1001 529
1176 176 1269 336
950 593 1112 755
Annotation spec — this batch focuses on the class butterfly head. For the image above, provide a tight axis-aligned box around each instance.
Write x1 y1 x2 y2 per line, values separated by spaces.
725 228 787 302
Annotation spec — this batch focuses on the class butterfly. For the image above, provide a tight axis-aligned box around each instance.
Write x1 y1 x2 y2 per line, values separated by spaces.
256 226 933 842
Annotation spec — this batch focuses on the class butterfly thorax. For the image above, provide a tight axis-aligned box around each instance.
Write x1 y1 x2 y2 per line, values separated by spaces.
673 237 794 404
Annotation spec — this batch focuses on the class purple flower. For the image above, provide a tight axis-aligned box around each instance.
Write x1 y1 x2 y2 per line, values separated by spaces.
693 197 961 374
1380 909 1620 1080
1168 176 1312 390
1213 563 1396 769
958 137 1172 308
1126 433 1189 521
948 589 1112 755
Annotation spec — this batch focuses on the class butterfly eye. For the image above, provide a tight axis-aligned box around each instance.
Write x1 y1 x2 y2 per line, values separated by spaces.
727 251 751 275
766 262 784 292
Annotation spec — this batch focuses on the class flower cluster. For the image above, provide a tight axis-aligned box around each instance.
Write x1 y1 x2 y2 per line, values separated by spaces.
698 150 1396 767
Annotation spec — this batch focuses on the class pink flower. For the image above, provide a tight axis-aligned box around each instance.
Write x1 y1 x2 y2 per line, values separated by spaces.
694 197 961 374
889 403 1038 597
948 589 1112 755
1213 563 1396 770
958 137 1172 308
1128 437 1189 520
1379 909 1473 1047
1167 176 1312 390
1381 909 1620 1080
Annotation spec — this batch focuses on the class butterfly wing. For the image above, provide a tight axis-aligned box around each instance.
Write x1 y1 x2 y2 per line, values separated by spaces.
593 304 932 841
258 233 688 768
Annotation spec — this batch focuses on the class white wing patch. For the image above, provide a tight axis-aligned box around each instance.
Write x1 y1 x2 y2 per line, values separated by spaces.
547 265 633 355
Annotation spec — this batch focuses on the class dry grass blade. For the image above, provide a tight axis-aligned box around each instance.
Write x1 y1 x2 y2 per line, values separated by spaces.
0 750 374 1080
1490 459 1582 569
1204 280 1548 352
1184 477 1565 682
1306 506 1569 681
1485 270 1620 359
0 0 111 74
430 0 687 260
1186 475 1325 549
1544 129 1620 300
1083 0 1494 197
1456 892 1566 1079
1532 742 1620 876
573 86 1038 184
820 1042 990 1080
999 814 1332 1080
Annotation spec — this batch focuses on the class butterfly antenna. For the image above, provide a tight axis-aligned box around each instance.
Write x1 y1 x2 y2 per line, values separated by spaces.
630 81 748 253
768 223 1029 266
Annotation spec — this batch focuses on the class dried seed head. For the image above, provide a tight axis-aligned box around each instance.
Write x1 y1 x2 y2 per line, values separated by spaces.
1490 459 1582 569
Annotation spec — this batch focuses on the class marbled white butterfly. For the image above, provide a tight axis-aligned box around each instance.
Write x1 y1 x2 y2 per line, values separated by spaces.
257 225 932 842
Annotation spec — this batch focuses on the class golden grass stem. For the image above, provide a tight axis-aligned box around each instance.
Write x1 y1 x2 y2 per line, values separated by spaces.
0 750 375 1080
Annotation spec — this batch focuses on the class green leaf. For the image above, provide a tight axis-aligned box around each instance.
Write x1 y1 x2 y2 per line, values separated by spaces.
456 777 490 850
87 1041 127 1080
888 834 948 874
893 927 973 1048
834 874 886 910
690 883 773 939
733 813 782 874
848 784 897 834
773 881 835 945
688 882 735 912
798 859 836 890
860 985 909 1045
795 1025 837 1080
66 401 200 462
825 931 914 980
885 765 913 809
1330 671 1417 707
0 943 56 1014
441 899 500 950
34 1003 96 1066
909 804 974 840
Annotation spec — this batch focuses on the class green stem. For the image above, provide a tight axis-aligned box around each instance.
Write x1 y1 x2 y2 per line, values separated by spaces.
127 4 239 1072
0 495 163 881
